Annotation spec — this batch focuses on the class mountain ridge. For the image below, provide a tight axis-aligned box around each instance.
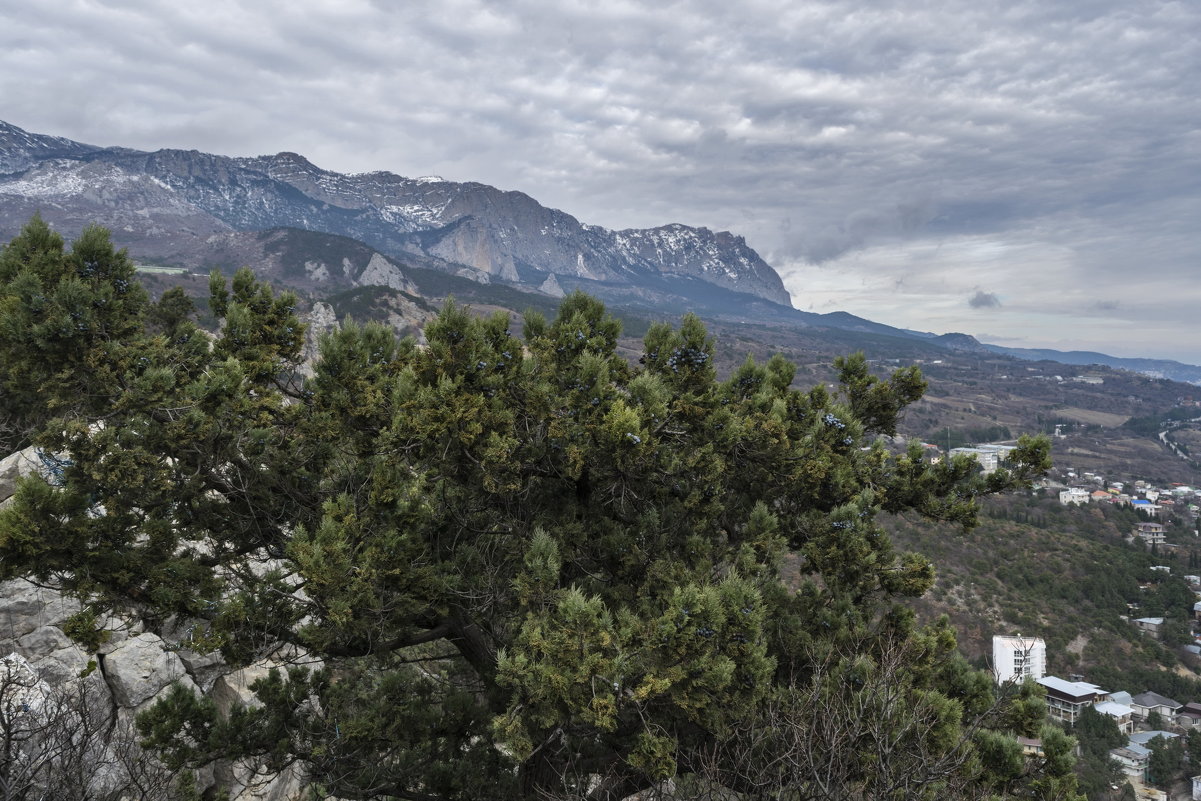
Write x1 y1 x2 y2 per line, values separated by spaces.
0 120 791 306
4 120 1200 382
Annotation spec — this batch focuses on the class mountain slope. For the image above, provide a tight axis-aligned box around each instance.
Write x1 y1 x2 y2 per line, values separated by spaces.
0 121 791 306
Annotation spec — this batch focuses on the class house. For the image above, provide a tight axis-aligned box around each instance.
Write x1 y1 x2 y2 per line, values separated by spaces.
1016 736 1043 757
1134 617 1165 636
1193 601 1201 621
1130 693 1181 721
1135 522 1167 545
1095 700 1135 734
1177 702 1201 728
1130 730 1180 748
1192 774 1201 800
1132 499 1160 517
1111 743 1151 780
950 447 1000 474
1091 490 1113 503
1113 733 1178 786
976 443 1019 461
1037 676 1109 724
1059 487 1091 506
992 635 1047 684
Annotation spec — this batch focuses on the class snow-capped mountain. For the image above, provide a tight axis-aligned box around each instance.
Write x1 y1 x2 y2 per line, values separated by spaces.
0 121 792 307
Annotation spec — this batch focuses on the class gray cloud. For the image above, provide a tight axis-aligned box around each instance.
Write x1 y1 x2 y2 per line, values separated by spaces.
969 291 1002 309
1 0 1199 360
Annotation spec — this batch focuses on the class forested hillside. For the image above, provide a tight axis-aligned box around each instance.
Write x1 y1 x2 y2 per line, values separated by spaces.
0 217 1093 800
893 497 1201 701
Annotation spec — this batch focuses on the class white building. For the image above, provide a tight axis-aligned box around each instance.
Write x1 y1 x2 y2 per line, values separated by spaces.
1059 488 1091 506
950 447 1000 474
1131 499 1160 517
1095 700 1135 734
993 635 1047 684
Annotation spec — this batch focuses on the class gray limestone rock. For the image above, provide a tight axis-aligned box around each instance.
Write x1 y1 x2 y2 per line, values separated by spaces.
102 632 197 708
0 447 42 506
0 579 81 640
356 252 417 293
15 624 73 658
539 272 566 298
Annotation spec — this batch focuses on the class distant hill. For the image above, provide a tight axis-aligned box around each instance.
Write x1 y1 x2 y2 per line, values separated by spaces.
982 344 1201 385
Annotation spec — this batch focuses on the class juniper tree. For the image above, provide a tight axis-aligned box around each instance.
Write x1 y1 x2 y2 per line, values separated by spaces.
0 218 1061 800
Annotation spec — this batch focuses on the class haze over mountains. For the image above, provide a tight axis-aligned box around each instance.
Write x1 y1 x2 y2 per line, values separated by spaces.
2 119 1199 383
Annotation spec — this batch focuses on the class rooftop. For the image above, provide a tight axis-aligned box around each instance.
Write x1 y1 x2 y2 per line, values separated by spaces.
1037 676 1106 699
1130 730 1179 746
1131 691 1181 710
1095 701 1133 717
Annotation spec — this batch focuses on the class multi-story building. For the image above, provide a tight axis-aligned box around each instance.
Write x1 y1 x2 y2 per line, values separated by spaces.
1036 676 1109 725
1135 522 1167 545
950 447 1000 474
993 635 1046 684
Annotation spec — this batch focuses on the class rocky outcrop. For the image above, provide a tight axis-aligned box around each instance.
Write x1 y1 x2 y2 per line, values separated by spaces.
101 632 198 708
356 251 418 293
0 578 309 800
0 446 45 507
539 272 566 298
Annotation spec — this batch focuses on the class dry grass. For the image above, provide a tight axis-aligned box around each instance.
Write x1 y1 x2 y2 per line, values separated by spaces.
1052 407 1130 427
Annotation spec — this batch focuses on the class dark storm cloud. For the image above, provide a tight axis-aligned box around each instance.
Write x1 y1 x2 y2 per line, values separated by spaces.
1 0 1199 360
969 291 1001 309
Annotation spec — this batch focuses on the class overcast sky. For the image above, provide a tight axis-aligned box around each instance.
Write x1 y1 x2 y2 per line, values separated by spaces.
2 1 1199 362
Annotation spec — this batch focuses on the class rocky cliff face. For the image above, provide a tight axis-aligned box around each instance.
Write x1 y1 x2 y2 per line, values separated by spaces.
0 121 792 307
0 449 307 801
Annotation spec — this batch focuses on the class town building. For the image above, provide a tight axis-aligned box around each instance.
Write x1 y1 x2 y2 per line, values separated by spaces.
1059 487 1091 506
1176 702 1201 729
1130 693 1181 721
993 635 1047 684
1111 744 1151 782
1131 498 1160 517
1135 522 1167 545
949 447 1000 474
1095 700 1135 734
1037 676 1109 725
